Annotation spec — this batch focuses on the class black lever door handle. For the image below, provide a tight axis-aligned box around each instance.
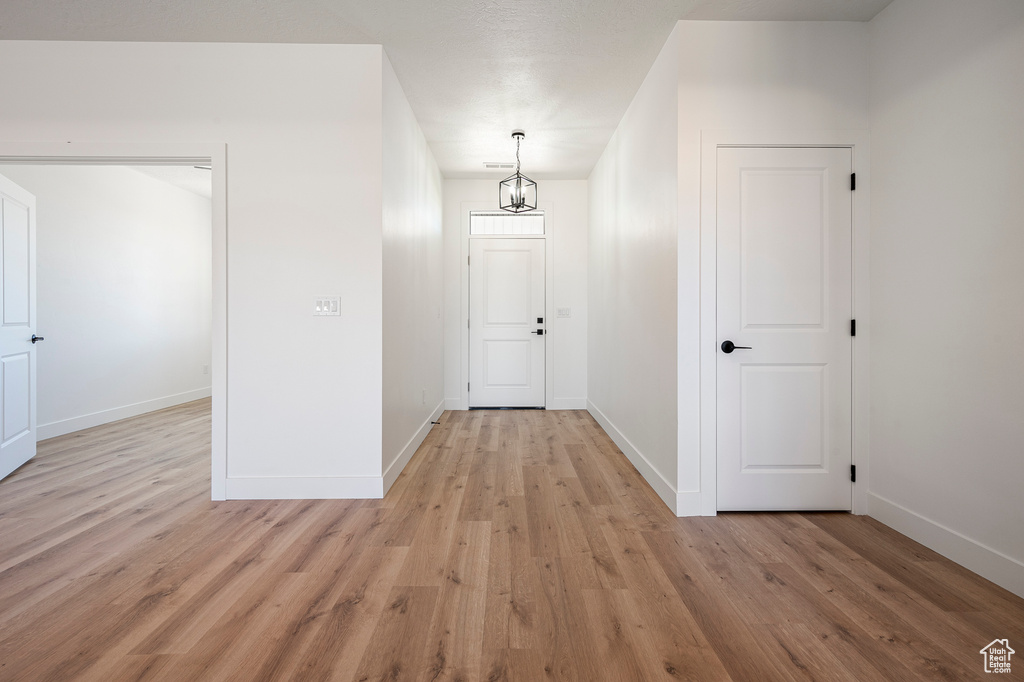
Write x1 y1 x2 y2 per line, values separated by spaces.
721 340 751 354
31 334 44 344
530 329 544 335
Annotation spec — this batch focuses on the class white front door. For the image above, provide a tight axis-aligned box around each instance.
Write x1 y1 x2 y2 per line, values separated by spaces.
716 147 853 511
0 174 37 481
469 238 545 407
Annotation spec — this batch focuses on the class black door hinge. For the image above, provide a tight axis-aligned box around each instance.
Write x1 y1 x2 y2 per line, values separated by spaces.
851 319 856 337
851 465 857 483
851 173 856 191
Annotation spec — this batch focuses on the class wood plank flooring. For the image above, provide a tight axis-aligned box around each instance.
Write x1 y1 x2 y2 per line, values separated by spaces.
1 400 1021 681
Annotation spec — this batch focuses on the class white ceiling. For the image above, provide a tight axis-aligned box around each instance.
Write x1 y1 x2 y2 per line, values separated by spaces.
0 0 892 179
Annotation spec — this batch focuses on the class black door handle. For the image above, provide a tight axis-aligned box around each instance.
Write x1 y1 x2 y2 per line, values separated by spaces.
530 329 544 335
31 334 44 344
721 340 751 354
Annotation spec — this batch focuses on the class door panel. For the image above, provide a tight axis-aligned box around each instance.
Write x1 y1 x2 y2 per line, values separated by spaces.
3 200 31 325
2 353 31 445
483 340 532 387
741 170 827 328
717 147 852 511
470 238 545 407
0 175 37 481
741 364 826 470
484 250 533 325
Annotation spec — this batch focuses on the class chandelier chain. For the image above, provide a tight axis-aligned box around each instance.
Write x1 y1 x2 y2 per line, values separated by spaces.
515 136 521 174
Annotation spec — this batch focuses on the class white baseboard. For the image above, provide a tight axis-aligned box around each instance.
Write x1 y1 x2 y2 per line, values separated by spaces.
443 399 587 411
225 475 384 500
547 398 588 410
675 491 703 517
383 401 444 494
868 492 1024 598
587 400 691 516
37 387 212 441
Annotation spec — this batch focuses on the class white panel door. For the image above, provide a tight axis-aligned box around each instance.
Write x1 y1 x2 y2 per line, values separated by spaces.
717 147 853 510
0 174 37 481
469 238 545 407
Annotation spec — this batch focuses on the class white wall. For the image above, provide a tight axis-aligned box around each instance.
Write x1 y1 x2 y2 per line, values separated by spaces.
443 179 588 410
588 28 680 511
0 165 212 439
868 0 1024 596
0 41 387 497
382 53 444 490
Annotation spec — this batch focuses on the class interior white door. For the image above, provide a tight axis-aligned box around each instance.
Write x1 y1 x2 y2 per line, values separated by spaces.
717 147 853 511
0 174 37 481
469 238 545 407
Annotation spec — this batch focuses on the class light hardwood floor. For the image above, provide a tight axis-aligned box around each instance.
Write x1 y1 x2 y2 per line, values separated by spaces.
0 400 1021 681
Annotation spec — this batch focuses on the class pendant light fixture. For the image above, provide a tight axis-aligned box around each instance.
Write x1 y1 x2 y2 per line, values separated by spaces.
499 129 537 213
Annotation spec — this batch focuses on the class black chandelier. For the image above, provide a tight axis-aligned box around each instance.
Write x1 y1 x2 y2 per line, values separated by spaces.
499 130 537 213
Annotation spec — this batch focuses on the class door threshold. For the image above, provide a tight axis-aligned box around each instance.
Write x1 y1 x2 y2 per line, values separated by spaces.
468 406 546 410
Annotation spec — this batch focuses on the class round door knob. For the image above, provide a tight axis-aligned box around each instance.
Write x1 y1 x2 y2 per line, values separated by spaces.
721 340 751 354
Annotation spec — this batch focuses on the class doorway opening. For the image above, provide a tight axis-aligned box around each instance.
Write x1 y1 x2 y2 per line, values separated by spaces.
697 131 870 516
467 211 546 409
714 146 853 511
0 144 226 500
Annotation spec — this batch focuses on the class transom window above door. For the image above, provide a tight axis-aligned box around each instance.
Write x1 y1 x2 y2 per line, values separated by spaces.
470 211 544 236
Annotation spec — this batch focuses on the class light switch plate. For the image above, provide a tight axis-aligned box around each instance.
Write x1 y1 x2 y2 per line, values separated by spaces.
314 296 341 316
557 307 572 318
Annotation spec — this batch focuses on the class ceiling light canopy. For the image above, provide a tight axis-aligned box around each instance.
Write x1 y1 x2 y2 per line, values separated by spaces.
499 130 537 213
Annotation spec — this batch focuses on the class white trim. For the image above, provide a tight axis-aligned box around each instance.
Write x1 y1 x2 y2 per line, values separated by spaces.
460 200 556 411
225 475 383 500
676 491 702 517
544 207 556 411
38 388 212 441
0 141 229 501
547 398 587 410
468 209 546 237
698 130 870 516
868 492 1024 599
382 401 444 493
588 400 682 515
459 201 487 411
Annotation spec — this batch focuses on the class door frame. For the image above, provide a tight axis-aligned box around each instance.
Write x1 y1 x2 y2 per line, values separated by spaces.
698 130 870 516
0 140 228 500
458 201 555 410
